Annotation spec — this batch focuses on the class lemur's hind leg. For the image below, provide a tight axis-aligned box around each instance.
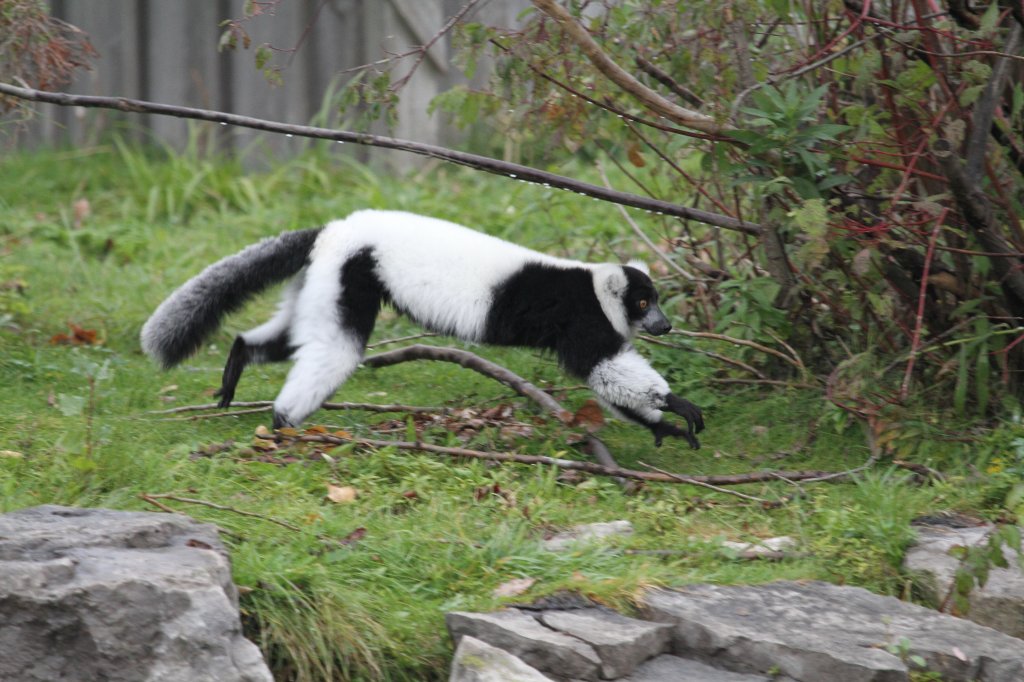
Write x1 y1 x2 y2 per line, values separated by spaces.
215 273 304 408
215 333 293 407
271 249 383 428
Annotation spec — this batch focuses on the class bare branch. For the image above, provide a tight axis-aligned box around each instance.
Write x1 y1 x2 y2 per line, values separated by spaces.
634 55 704 108
596 163 697 282
668 329 809 374
965 23 1022 180
637 460 772 503
140 492 302 532
530 0 729 134
363 344 573 423
390 0 483 91
149 400 442 416
0 81 759 235
265 430 874 488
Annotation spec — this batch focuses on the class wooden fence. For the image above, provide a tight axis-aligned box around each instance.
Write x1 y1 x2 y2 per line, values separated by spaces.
6 0 527 166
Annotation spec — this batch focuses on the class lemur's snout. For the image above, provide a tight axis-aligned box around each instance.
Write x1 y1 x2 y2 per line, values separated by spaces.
643 306 672 335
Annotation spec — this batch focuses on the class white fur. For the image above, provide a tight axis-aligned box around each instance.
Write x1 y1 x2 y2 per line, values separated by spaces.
587 347 670 422
627 259 650 275
303 210 630 340
241 272 303 347
592 265 632 339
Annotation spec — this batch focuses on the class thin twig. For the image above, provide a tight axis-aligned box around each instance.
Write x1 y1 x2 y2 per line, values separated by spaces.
390 0 483 90
140 493 302 532
639 334 768 380
634 55 704 108
150 400 442 416
710 378 818 390
901 214 946 402
138 493 178 514
264 430 875 488
530 0 727 133
158 407 272 421
363 344 573 423
669 329 806 372
366 332 438 349
596 163 697 282
637 461 773 504
893 459 948 482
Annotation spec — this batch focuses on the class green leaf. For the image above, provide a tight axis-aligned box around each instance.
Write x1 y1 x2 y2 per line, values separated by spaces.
976 339 991 414
954 345 969 416
960 84 986 108
817 174 855 191
999 523 1021 553
979 2 1001 33
790 176 820 199
954 568 975 595
255 44 272 71
69 456 97 472
57 393 85 417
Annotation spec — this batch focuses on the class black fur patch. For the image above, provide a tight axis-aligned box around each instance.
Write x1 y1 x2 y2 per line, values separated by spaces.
621 266 659 326
483 263 624 378
338 248 387 345
215 334 294 407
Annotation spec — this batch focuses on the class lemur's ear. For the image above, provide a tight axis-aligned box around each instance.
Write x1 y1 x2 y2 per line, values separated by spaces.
594 264 628 296
626 259 650 275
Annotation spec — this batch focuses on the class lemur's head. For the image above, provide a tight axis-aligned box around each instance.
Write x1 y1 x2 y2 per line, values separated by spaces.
593 261 672 338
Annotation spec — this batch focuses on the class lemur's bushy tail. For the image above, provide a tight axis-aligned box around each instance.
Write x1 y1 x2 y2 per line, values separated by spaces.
141 227 323 368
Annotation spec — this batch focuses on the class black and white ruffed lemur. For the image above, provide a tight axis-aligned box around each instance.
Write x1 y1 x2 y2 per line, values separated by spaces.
141 210 705 448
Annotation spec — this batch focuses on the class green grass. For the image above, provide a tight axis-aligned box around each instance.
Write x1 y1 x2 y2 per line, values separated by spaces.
0 141 1015 680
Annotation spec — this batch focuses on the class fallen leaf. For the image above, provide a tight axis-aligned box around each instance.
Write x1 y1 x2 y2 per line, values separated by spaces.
627 143 646 167
340 526 366 545
254 425 271 437
327 484 358 504
251 438 277 452
72 198 91 227
49 322 100 346
492 577 536 598
185 538 214 550
0 450 24 459
157 384 178 395
571 399 605 432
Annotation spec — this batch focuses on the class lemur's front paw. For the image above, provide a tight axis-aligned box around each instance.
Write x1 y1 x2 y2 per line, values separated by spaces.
658 393 704 449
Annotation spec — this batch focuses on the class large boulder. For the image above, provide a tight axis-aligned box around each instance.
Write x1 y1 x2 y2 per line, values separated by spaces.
0 505 272 682
446 581 1024 681
643 581 1024 682
904 522 1024 638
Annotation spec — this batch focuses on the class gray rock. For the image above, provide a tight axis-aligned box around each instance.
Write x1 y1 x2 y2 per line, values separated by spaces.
449 635 553 681
538 608 671 678
0 505 271 682
542 520 634 552
447 609 602 680
643 581 1024 682
720 536 797 557
623 655 776 681
904 523 1024 638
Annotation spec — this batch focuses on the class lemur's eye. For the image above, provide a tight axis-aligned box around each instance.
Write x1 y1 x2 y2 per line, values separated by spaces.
638 300 648 310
